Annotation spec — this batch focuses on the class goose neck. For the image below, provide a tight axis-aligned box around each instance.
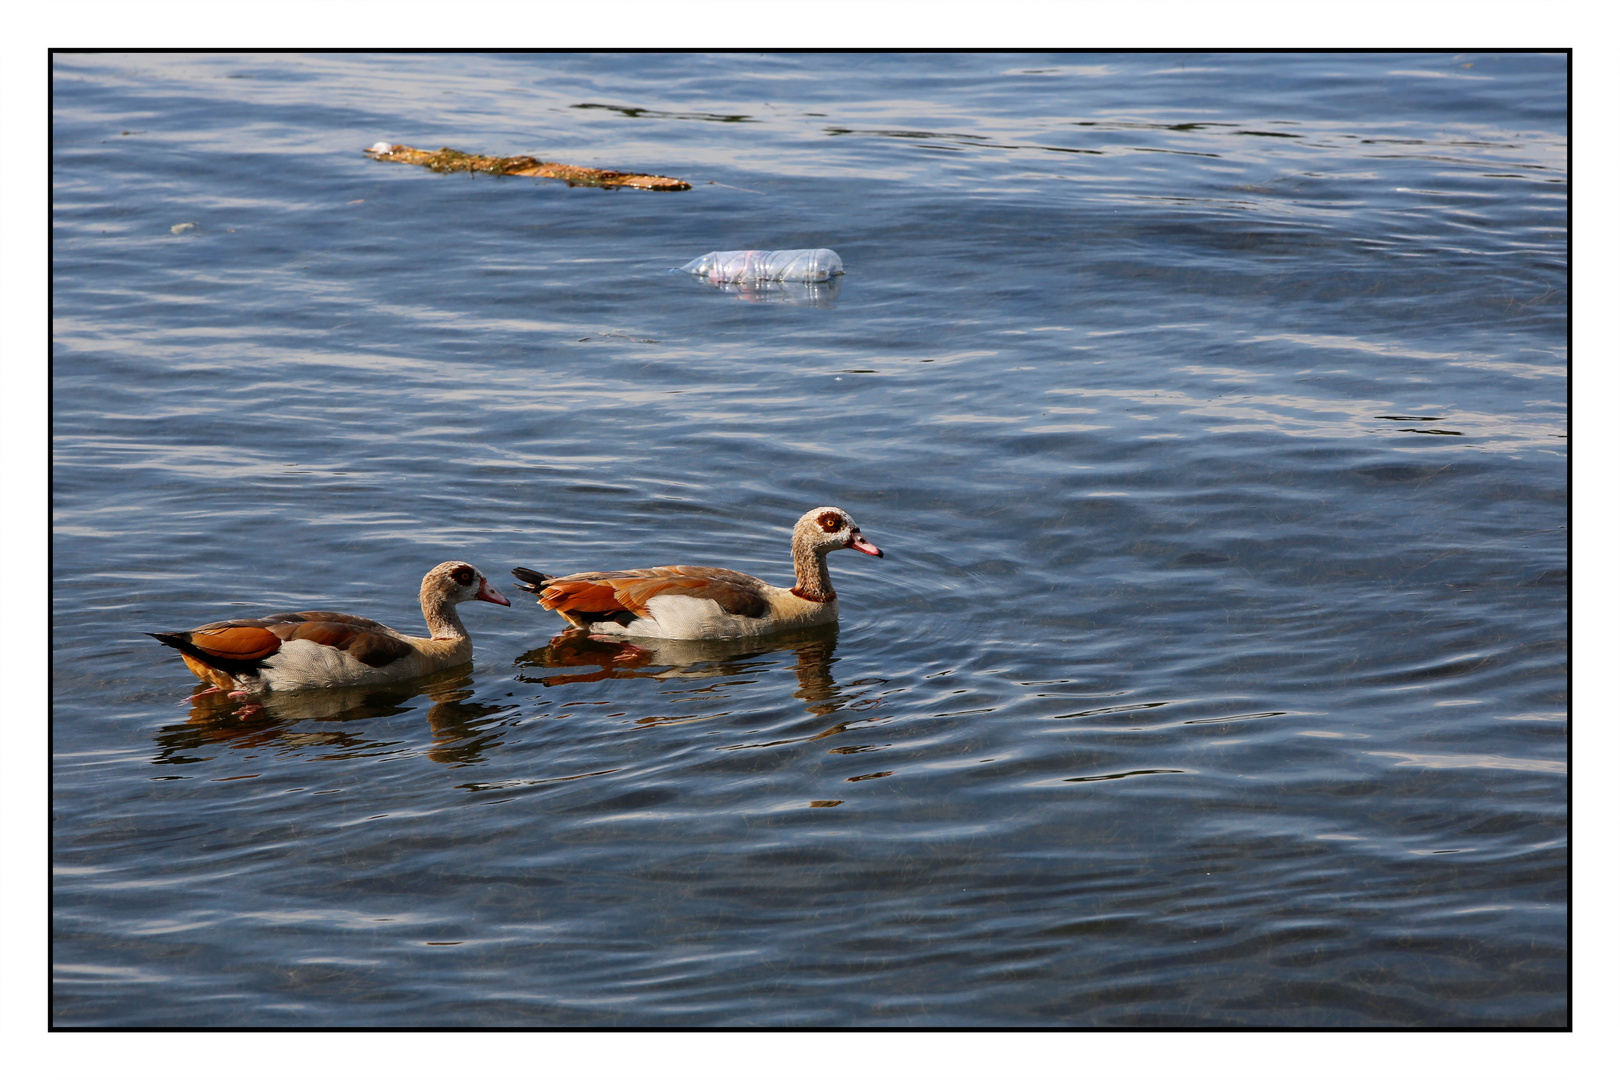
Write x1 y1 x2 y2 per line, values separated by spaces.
791 534 836 603
421 589 470 640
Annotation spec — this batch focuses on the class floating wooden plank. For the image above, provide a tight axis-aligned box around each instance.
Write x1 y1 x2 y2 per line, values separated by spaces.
365 143 690 191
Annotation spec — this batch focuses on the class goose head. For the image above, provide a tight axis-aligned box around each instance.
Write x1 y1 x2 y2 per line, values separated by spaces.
795 506 883 559
423 561 512 607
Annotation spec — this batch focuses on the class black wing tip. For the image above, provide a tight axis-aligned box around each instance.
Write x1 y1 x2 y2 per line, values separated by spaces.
148 630 269 676
511 566 551 594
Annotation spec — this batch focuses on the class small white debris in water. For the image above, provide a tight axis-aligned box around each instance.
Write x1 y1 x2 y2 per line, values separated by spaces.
170 222 198 234
369 141 394 154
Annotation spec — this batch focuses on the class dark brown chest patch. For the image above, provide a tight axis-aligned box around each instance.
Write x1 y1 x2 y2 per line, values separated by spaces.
790 586 835 604
344 632 415 668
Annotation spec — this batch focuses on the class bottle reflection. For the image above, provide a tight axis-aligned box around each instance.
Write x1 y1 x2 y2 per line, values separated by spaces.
150 664 509 767
691 276 843 306
514 625 845 716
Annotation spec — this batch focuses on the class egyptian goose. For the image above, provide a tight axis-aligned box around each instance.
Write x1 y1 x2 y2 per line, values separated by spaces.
148 562 511 693
511 506 882 640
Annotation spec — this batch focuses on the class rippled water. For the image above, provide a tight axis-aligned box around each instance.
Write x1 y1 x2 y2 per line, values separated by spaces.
51 52 1567 1027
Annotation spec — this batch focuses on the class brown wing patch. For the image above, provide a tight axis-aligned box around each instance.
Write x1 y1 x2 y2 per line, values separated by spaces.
278 622 361 648
188 611 396 633
153 608 411 685
279 621 414 668
291 611 395 632
186 625 284 662
691 580 770 618
616 576 693 613
651 566 771 617
541 578 650 619
625 575 769 619
678 566 770 589
541 566 770 621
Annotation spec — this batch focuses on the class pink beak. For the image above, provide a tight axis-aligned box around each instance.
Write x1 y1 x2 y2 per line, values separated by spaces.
476 578 512 606
848 531 883 558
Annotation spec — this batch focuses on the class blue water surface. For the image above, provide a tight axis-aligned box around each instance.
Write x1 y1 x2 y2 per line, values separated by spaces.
51 52 1567 1027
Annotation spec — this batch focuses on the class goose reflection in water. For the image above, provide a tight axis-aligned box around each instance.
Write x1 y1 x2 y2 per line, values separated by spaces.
150 665 512 768
514 624 845 718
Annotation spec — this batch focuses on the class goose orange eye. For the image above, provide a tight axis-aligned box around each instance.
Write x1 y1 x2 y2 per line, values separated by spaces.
452 567 475 585
818 512 843 532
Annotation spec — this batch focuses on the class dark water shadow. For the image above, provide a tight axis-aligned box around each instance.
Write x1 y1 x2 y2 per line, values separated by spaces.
149 664 510 767
514 624 845 716
571 102 757 124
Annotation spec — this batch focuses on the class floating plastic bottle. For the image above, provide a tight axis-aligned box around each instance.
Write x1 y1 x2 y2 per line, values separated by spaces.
678 248 844 284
